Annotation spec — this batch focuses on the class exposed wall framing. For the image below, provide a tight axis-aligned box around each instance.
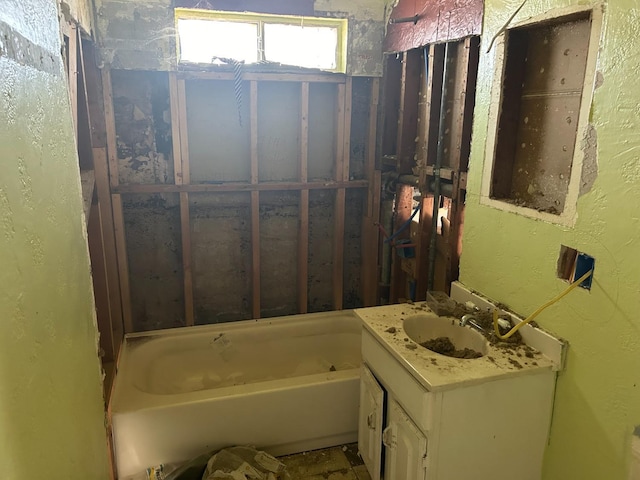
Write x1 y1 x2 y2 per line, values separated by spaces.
102 68 135 334
61 20 128 410
381 37 479 302
102 70 382 330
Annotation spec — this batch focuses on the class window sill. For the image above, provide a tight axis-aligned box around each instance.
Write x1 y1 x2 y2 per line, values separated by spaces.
478 196 577 227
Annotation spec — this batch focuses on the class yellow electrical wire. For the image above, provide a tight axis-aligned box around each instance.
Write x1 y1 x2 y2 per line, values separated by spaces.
493 269 593 340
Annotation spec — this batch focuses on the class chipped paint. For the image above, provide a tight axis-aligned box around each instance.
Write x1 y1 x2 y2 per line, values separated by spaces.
0 19 60 74
59 0 95 33
594 70 605 89
111 70 173 184
579 123 598 196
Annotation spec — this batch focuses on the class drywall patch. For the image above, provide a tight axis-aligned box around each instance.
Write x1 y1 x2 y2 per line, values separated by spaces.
0 19 60 74
579 123 598 196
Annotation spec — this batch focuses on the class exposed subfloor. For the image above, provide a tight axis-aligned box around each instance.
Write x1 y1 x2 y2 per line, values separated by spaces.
278 443 372 480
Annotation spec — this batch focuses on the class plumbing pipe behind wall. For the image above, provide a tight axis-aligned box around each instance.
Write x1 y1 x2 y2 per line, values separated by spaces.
398 174 420 187
427 43 452 294
428 180 453 198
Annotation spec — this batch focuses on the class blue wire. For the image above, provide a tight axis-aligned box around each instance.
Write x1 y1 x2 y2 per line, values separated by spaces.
384 203 421 244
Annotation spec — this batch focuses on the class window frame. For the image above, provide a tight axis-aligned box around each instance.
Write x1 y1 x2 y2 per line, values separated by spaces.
174 8 348 73
480 4 603 226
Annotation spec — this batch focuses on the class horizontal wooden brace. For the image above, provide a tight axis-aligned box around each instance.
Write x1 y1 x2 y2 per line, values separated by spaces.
423 168 468 191
424 165 455 181
113 180 369 194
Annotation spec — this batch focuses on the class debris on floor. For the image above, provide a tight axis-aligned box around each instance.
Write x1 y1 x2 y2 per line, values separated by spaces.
202 446 287 479
278 444 371 480
124 444 370 480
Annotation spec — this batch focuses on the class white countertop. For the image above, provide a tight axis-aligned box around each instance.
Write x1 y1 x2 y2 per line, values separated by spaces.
355 302 556 392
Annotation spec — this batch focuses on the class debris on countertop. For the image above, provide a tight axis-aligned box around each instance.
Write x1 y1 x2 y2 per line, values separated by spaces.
355 301 555 392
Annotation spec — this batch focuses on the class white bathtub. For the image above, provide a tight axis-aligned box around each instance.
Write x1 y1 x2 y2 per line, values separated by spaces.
110 311 362 478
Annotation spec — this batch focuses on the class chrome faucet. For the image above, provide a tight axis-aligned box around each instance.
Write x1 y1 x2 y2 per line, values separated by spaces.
460 314 484 332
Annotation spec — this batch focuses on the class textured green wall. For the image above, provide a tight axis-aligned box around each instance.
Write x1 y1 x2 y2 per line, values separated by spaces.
462 1 640 478
0 1 110 479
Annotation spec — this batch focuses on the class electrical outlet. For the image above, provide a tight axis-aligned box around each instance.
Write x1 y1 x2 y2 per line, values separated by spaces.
575 253 595 290
557 245 594 290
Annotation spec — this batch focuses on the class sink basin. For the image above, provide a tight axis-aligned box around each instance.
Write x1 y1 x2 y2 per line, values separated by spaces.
403 314 489 358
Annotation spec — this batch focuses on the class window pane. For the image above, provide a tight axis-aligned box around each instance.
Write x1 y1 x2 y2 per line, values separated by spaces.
178 19 259 64
264 24 338 70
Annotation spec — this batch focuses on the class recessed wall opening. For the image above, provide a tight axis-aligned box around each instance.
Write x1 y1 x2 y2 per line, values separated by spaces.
490 12 592 215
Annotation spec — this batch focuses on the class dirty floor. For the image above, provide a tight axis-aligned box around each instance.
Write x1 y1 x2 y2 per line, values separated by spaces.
278 443 372 480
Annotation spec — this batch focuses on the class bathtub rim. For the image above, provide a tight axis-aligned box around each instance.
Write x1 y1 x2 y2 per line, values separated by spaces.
121 309 360 343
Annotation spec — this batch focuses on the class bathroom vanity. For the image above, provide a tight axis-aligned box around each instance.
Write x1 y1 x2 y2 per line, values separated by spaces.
354 283 565 480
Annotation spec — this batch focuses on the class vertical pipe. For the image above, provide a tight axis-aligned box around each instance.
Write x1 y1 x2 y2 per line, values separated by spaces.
427 42 451 293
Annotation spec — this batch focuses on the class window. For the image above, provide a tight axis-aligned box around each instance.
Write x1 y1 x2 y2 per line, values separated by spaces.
481 7 602 225
175 9 347 73
177 19 259 64
264 24 339 70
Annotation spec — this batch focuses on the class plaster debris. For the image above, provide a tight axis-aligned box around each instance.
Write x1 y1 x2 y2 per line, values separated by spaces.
580 123 598 196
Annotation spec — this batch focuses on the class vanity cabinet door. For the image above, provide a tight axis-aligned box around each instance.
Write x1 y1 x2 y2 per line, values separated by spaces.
358 364 384 480
383 398 428 480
